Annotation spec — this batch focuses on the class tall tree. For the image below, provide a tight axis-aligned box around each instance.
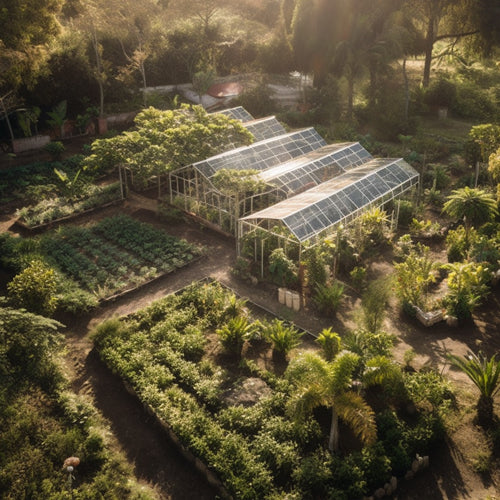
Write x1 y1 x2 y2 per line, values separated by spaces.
291 0 350 87
403 0 478 87
286 351 376 452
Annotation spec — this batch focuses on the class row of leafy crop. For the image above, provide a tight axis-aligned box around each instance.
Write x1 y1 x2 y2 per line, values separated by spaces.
0 306 156 499
38 216 199 298
16 182 122 228
93 281 453 500
0 216 200 313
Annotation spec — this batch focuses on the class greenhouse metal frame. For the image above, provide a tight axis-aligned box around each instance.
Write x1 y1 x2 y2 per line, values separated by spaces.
238 158 419 269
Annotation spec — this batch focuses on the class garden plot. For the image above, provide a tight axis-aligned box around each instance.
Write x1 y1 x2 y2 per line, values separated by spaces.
92 280 452 500
40 214 201 299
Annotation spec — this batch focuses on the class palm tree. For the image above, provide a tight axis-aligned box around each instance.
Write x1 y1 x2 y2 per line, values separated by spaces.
443 187 498 241
286 351 376 452
447 351 500 426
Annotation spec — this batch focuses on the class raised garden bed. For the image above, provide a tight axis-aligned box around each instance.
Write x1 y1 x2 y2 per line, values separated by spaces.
15 182 124 230
39 214 201 300
92 280 452 500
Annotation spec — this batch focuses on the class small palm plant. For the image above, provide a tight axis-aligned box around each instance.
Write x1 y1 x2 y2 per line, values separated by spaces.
216 316 255 359
316 328 342 361
447 351 500 427
313 281 344 317
262 319 303 361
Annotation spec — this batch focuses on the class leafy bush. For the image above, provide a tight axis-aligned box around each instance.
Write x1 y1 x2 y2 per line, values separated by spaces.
269 248 298 287
396 200 417 228
7 260 58 316
262 319 303 357
216 316 254 358
43 141 65 160
313 282 344 317
315 328 342 361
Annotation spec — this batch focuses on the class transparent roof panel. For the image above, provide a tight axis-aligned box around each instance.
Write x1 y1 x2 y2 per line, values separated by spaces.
193 128 327 179
257 142 372 195
244 116 287 142
241 158 419 241
214 106 253 122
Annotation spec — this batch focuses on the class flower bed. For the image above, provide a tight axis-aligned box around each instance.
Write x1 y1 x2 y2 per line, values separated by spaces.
92 281 453 499
40 214 200 299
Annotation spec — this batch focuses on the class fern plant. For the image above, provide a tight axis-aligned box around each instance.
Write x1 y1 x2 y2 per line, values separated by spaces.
312 282 344 317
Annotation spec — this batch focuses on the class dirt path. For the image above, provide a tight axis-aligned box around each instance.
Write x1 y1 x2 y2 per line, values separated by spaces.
2 202 499 499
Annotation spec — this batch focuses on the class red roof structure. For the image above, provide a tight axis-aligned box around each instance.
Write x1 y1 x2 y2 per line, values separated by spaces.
207 82 243 98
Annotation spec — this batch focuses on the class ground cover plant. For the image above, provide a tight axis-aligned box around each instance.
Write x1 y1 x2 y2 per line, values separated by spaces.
92 280 453 499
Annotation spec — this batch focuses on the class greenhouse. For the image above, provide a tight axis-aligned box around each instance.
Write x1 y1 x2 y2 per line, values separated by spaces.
168 107 419 260
169 126 329 233
238 158 419 263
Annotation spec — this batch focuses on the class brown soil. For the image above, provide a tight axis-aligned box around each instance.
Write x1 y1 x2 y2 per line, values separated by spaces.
1 199 499 499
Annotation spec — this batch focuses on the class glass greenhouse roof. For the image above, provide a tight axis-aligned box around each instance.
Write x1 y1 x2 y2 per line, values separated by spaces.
215 106 254 122
192 128 327 179
243 116 287 142
258 142 372 195
241 158 419 242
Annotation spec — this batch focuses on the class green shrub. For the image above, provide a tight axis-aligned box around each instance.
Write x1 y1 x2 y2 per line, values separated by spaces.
7 260 58 316
316 328 342 361
43 141 65 160
312 282 344 317
269 248 298 287
216 316 254 358
304 246 328 288
262 319 303 357
425 78 457 109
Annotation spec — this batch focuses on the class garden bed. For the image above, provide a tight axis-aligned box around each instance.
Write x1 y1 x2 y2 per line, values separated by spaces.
92 280 452 500
39 214 202 300
15 182 124 230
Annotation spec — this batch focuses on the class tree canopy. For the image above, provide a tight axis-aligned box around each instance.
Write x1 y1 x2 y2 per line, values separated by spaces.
83 104 254 180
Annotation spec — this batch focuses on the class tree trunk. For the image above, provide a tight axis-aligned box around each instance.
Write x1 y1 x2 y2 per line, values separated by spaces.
403 58 409 122
346 72 354 121
477 394 493 427
328 406 339 452
423 17 435 87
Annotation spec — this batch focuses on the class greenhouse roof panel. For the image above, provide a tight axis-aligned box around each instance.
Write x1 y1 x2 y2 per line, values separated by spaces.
214 106 254 122
258 142 372 194
192 128 327 178
243 116 287 142
241 158 419 241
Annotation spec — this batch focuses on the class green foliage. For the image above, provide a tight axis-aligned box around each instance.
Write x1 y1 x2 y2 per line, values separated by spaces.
446 226 476 262
425 78 457 108
269 248 298 287
262 319 303 356
233 83 278 117
212 168 268 197
7 260 57 316
349 265 366 291
83 105 253 179
312 281 344 317
315 328 341 361
343 329 395 360
396 199 417 228
442 261 491 323
216 316 254 358
447 351 500 426
443 187 498 234
394 246 437 310
43 141 65 161
304 246 328 288
360 278 392 334
46 101 67 137
17 182 122 228
466 123 500 164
